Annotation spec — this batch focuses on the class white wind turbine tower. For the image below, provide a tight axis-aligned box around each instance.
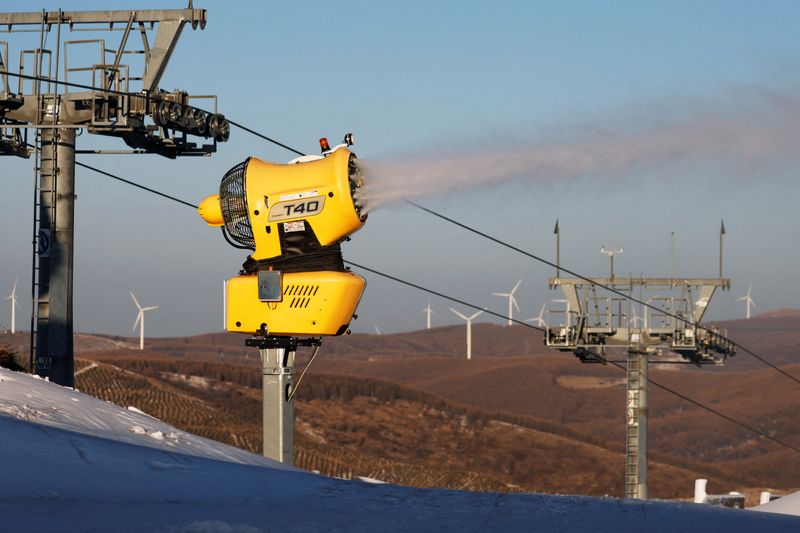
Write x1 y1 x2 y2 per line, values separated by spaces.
130 292 159 350
493 279 522 326
450 307 484 360
736 284 757 319
3 278 20 333
420 299 436 329
525 302 548 328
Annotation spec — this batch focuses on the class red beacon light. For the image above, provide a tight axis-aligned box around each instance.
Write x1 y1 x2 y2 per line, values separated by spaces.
319 137 331 153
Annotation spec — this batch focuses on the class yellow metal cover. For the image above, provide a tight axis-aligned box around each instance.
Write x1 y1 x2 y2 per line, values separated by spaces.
226 270 366 336
198 194 224 226
244 147 365 260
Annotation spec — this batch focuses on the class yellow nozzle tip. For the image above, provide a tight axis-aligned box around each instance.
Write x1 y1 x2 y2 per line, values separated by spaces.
198 194 224 226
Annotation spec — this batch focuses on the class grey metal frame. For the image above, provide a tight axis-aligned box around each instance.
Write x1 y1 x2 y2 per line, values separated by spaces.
0 7 224 386
260 347 295 463
544 227 734 500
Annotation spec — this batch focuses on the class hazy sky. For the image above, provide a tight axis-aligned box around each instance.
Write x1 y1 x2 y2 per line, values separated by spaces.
1 1 799 337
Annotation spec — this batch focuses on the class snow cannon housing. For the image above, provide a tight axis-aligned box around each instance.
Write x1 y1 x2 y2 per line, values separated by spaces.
199 141 367 337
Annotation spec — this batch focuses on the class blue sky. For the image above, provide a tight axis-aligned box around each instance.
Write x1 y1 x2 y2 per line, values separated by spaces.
1 1 799 336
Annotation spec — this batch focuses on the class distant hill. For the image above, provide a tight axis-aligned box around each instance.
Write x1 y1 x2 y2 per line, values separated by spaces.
3 309 799 501
3 307 798 367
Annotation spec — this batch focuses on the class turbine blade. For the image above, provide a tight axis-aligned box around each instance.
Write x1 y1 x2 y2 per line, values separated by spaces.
450 308 469 321
130 292 142 311
492 292 509 297
511 279 522 294
143 306 159 312
511 296 520 312
132 312 142 332
469 309 484 320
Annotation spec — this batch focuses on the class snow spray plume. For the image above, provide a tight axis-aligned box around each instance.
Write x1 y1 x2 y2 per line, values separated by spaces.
355 90 800 212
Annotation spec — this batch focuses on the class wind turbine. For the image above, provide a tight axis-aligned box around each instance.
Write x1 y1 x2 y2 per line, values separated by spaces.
525 302 547 328
552 299 571 326
450 307 484 360
493 279 522 326
628 306 642 328
736 284 757 320
130 292 159 350
373 324 382 335
420 299 436 329
3 279 20 334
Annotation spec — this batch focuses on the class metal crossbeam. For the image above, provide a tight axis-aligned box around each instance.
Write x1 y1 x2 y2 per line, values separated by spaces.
0 9 206 28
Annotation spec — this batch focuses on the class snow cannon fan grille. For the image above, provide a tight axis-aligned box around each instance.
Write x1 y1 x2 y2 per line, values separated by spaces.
219 158 255 248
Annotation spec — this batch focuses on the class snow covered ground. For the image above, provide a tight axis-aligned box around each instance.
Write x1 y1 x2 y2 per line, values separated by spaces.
1 367 798 532
754 491 800 517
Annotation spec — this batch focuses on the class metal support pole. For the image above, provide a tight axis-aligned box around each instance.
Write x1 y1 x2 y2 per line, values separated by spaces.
260 347 295 464
554 219 560 278
35 127 75 387
671 232 675 283
719 220 725 279
610 254 615 281
625 350 648 499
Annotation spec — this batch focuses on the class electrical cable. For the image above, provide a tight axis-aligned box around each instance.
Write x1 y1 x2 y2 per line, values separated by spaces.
288 342 322 403
74 160 199 209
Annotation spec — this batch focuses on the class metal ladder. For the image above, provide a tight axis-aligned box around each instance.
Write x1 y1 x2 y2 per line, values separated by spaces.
625 351 648 499
29 126 57 372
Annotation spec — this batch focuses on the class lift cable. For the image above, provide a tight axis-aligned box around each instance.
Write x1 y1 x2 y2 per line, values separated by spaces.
343 260 542 330
9 72 799 452
9 70 795 385
606 359 800 454
225 119 305 157
404 200 800 387
346 258 800 456
64 161 800 457
74 160 198 209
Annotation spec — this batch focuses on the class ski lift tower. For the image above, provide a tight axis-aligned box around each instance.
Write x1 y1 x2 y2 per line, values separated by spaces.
546 223 735 500
0 6 230 386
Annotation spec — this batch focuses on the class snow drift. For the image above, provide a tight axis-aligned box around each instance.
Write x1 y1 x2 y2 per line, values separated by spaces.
0 367 798 532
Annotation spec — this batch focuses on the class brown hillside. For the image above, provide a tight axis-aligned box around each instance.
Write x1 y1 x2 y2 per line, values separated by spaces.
74 355 741 500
